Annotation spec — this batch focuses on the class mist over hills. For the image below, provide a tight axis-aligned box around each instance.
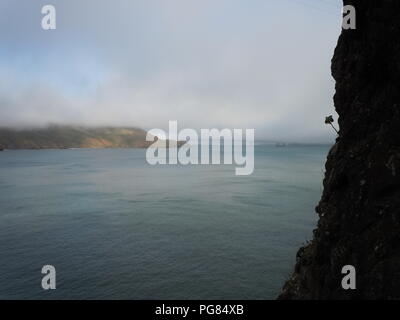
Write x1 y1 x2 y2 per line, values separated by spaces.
0 126 155 149
0 125 334 151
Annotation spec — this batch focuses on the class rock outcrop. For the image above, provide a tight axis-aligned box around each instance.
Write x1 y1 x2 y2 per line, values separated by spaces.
280 0 400 299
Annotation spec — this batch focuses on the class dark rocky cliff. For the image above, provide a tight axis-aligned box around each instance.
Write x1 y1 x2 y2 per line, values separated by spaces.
280 0 400 299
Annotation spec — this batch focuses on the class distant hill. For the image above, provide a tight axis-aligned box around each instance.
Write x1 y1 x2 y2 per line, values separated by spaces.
0 126 173 150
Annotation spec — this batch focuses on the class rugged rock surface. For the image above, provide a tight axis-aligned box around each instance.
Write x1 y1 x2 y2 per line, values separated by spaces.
279 0 400 299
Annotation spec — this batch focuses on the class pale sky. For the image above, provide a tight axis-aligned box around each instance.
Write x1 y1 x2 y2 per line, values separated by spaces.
0 0 343 142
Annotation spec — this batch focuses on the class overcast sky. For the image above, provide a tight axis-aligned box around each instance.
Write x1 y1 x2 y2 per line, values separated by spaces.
0 0 342 142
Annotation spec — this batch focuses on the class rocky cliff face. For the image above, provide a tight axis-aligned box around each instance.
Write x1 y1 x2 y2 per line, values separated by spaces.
280 0 400 299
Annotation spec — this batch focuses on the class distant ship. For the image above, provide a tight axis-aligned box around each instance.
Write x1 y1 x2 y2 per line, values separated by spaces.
275 142 287 147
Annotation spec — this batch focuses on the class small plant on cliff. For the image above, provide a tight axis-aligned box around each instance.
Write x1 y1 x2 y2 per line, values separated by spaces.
325 115 339 134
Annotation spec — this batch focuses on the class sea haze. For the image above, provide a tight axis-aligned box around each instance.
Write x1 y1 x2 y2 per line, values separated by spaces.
0 145 329 299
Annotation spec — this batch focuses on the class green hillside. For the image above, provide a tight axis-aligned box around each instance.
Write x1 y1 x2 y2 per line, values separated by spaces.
0 126 160 149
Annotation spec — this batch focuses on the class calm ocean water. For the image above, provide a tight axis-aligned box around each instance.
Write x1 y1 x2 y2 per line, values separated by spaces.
0 145 329 299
